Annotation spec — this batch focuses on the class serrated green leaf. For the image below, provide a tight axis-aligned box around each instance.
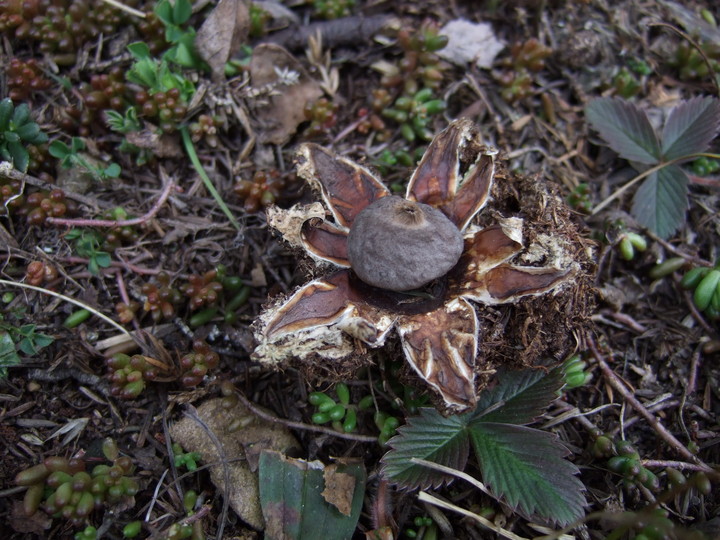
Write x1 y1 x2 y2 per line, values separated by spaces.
631 165 688 239
8 140 29 172
469 423 585 526
585 98 661 165
471 367 564 425
661 96 720 160
381 408 470 490
259 451 366 540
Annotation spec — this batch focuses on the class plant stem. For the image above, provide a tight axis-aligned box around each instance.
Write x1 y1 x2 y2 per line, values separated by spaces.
591 153 719 216
180 126 241 231
0 279 130 337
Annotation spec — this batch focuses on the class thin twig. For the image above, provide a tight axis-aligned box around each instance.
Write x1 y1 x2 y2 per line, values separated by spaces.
233 390 378 443
47 177 176 228
100 0 146 18
0 279 130 337
417 492 530 540
588 337 713 472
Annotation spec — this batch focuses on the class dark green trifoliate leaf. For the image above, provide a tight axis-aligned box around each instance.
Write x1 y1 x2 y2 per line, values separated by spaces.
631 165 689 239
472 367 565 425
259 451 366 540
585 97 661 165
468 422 585 526
381 408 470 489
661 96 720 160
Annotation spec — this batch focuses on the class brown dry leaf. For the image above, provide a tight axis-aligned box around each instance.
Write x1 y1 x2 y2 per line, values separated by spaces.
249 43 323 145
321 463 356 516
169 397 299 530
195 0 249 81
9 500 52 534
126 128 182 158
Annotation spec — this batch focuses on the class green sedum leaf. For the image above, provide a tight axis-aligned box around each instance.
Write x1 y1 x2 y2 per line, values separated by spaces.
585 98 661 165
631 165 689 239
468 422 585 525
661 96 720 161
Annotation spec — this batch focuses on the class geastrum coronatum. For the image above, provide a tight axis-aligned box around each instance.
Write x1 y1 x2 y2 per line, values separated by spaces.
253 119 578 411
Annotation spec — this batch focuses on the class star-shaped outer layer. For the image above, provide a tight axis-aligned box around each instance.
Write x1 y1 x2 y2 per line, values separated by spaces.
253 119 573 411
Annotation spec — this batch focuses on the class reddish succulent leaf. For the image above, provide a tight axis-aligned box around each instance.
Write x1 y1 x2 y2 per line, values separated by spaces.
440 152 495 230
661 96 720 160
297 144 390 230
406 119 477 206
397 297 478 410
585 98 661 164
301 218 350 267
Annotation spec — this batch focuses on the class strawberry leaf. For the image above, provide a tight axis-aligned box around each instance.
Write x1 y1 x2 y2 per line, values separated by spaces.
661 96 720 161
585 98 661 165
468 423 585 526
471 367 564 425
381 408 470 490
631 165 688 239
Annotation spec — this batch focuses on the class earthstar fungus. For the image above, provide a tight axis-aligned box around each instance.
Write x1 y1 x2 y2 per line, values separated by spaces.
253 119 576 411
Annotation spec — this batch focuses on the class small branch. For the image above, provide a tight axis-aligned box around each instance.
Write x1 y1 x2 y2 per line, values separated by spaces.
233 390 378 443
0 279 130 337
100 0 146 17
47 177 175 228
588 337 713 472
417 492 530 540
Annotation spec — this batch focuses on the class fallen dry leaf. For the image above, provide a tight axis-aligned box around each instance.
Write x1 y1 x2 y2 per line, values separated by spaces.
249 43 323 145
169 397 299 530
321 463 356 516
195 0 249 81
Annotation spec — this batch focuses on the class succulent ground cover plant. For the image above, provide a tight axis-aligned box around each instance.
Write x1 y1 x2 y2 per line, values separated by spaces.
254 119 590 411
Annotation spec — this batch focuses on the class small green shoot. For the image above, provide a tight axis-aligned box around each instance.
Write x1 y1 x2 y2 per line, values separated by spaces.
0 321 54 378
49 137 121 180
0 98 48 172
126 42 195 100
154 0 205 69
105 108 142 134
172 442 202 471
64 229 112 275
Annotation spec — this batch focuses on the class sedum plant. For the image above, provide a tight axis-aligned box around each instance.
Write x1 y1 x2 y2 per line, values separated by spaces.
0 97 48 172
